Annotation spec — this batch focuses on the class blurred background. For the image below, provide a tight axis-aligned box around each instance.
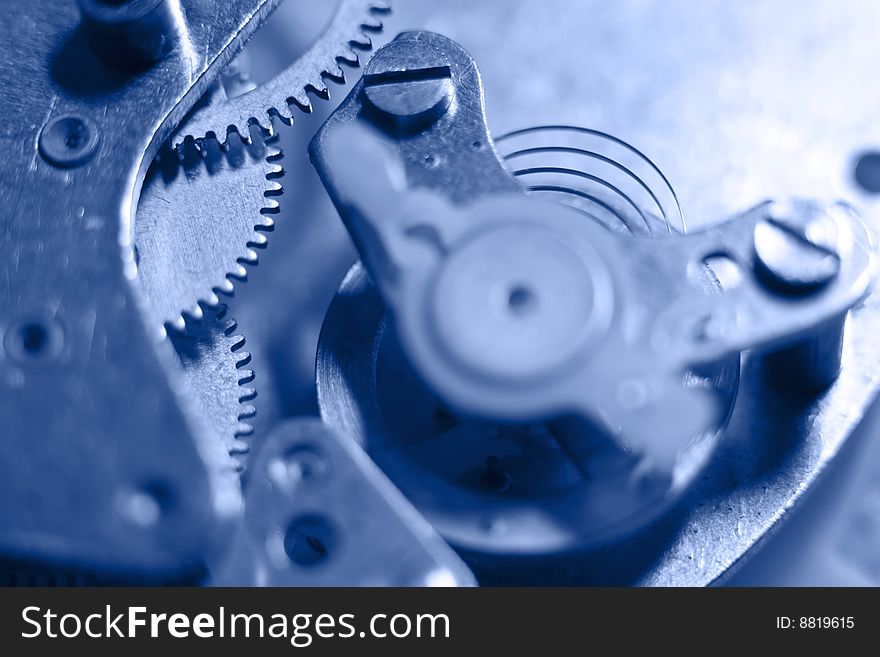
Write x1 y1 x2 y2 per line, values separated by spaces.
227 0 880 585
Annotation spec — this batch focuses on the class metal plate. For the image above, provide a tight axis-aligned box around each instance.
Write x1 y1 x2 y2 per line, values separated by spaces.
0 0 278 580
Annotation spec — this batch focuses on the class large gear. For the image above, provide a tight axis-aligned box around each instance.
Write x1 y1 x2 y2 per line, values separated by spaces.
135 0 387 492
132 0 389 474
171 0 391 149
136 0 390 331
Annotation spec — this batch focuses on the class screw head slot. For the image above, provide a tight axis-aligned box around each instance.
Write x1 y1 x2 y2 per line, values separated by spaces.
362 40 455 133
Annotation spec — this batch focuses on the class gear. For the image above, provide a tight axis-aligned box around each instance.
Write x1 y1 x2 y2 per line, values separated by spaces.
134 137 283 330
136 0 389 329
169 306 256 472
171 0 391 149
133 0 389 480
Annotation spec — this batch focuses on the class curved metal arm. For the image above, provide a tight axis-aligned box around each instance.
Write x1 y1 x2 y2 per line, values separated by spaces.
310 32 877 472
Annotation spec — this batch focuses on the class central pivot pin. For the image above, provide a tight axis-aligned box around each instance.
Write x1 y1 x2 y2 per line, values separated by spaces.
430 224 614 382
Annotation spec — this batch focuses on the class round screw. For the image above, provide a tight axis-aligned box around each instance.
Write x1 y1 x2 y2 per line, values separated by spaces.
38 115 101 168
362 40 455 133
753 203 841 295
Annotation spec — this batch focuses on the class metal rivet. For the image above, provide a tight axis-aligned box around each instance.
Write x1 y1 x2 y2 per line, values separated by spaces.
38 115 101 168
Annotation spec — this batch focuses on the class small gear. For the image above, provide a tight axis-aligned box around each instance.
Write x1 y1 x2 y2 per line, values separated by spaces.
171 0 391 149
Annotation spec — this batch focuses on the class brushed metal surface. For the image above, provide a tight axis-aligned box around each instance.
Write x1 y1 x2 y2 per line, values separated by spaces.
0 0 278 579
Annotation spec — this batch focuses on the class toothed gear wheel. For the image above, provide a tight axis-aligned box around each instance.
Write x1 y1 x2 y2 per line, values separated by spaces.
132 0 388 472
137 0 388 328
172 0 391 148
135 136 283 330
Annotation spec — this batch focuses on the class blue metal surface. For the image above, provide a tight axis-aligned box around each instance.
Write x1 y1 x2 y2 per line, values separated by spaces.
3 0 880 586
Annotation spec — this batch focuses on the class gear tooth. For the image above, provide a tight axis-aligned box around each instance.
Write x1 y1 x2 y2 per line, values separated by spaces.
306 83 331 101
245 114 275 138
239 386 257 403
323 64 346 84
288 87 312 112
229 335 251 356
216 278 235 295
217 131 233 151
229 264 248 280
362 16 383 31
218 281 236 299
229 438 251 454
351 33 373 50
262 199 280 213
177 134 196 157
339 45 360 64
257 215 276 230
264 182 283 196
266 104 293 127
167 315 187 334
217 315 236 334
250 232 269 247
201 295 223 317
238 404 257 420
226 124 250 147
233 428 253 445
